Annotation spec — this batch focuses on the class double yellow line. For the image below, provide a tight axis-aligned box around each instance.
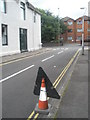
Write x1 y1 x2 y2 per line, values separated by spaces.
27 50 79 120
0 50 51 67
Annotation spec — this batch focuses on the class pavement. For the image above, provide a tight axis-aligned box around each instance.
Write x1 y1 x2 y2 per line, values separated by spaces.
55 49 89 118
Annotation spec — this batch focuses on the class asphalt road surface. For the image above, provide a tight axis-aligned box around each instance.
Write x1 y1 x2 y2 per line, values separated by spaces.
0 44 80 119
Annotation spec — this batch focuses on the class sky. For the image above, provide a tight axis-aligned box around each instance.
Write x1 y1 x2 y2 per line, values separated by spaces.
29 0 90 20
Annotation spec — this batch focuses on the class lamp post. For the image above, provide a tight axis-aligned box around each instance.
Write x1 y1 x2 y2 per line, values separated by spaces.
80 7 86 55
58 8 60 41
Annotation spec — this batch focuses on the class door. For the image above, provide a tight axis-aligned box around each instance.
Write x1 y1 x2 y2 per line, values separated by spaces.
20 28 27 52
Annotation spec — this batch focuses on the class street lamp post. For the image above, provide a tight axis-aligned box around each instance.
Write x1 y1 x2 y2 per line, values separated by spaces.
58 8 60 41
82 14 84 55
80 7 86 55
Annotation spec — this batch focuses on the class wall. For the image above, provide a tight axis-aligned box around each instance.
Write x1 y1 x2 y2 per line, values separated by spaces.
88 1 90 17
1 1 21 55
0 0 41 56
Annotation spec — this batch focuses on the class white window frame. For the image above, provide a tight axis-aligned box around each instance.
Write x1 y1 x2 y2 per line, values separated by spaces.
77 36 82 40
87 28 90 32
77 28 82 32
68 29 72 32
20 2 26 20
77 20 82 25
2 24 8 46
68 21 73 25
87 21 90 24
68 36 72 40
87 36 90 39
34 12 36 23
1 0 6 13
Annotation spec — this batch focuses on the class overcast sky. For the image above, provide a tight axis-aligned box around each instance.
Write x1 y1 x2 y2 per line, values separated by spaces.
29 0 89 19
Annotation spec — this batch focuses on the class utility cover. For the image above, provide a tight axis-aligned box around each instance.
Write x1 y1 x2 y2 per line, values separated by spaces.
33 67 60 99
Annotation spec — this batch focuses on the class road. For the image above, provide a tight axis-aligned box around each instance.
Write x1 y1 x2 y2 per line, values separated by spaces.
0 44 80 119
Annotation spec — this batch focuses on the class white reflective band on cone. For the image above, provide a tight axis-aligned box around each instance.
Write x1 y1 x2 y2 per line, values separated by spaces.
39 87 47 101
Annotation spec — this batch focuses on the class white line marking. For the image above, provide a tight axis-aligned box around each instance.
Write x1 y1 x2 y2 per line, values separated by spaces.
65 48 68 50
0 64 35 83
58 51 63 54
85 47 89 50
61 48 64 50
53 49 56 51
42 55 54 62
57 48 60 50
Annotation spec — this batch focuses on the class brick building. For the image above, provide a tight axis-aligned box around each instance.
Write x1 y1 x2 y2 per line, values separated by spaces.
61 17 76 43
61 16 90 43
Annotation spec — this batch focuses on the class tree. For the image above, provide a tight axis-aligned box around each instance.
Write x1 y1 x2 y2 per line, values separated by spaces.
37 8 67 43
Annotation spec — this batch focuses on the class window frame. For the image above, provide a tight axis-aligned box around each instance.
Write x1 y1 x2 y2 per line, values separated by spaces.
77 20 82 25
87 21 90 24
77 36 82 40
1 0 6 13
20 2 26 20
2 24 8 46
68 36 72 40
68 21 73 26
68 29 72 32
77 28 82 32
87 28 90 32
34 12 36 23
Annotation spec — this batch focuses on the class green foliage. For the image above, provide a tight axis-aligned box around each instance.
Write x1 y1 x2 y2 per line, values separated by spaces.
37 8 67 43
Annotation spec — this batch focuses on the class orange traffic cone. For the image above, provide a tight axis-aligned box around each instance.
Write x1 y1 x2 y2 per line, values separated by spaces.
38 78 48 110
35 78 51 114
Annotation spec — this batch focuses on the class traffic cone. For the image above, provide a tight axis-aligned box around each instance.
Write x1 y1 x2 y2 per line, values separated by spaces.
34 78 51 114
38 78 48 110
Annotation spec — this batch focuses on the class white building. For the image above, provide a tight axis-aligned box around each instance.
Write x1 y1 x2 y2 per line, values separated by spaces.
0 0 41 56
88 1 90 16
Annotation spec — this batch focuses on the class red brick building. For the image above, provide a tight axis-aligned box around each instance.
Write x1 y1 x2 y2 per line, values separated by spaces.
61 16 90 43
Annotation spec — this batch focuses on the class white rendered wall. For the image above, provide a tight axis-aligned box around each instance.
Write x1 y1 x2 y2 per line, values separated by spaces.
0 0 41 56
1 1 20 56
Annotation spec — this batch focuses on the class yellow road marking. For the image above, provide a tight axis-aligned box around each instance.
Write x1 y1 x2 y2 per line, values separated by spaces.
0 50 51 67
53 50 78 87
27 111 35 120
27 49 79 120
54 59 73 88
33 113 39 120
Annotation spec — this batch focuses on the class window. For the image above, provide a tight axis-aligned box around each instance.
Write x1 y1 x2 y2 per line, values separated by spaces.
68 29 72 32
77 20 82 25
87 21 90 24
77 36 82 40
77 28 82 32
20 2 25 20
87 36 90 39
1 0 6 13
34 12 36 23
2 24 8 45
68 36 72 40
87 28 90 32
68 21 73 25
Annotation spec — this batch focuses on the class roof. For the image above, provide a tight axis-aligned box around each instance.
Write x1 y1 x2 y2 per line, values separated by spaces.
76 15 90 21
26 1 41 15
61 16 74 22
